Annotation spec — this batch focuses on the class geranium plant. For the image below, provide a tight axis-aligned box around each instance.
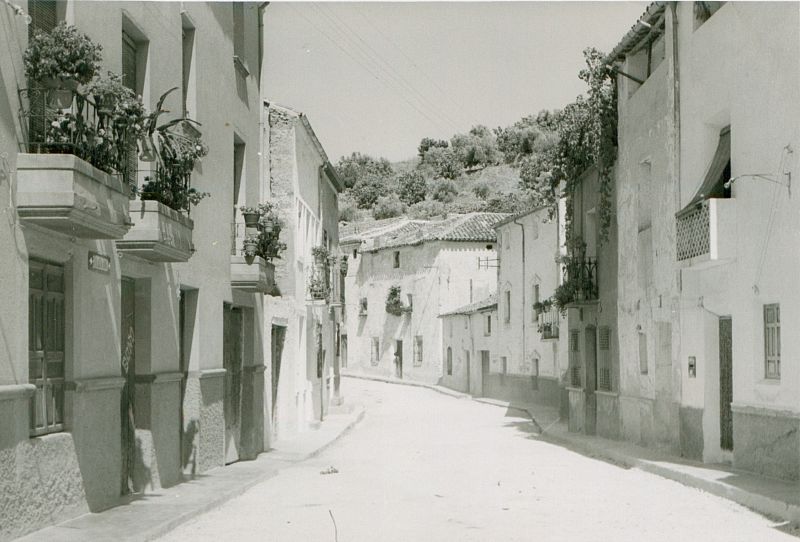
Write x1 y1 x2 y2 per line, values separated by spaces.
23 22 102 87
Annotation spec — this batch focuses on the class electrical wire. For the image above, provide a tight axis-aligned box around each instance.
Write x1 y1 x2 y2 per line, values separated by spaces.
313 2 461 131
287 3 452 134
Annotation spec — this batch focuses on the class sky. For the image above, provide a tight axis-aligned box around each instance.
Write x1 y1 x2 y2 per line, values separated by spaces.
264 2 650 163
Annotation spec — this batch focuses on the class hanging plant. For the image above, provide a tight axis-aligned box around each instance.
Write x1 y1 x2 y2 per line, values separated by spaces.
311 245 330 264
385 285 411 317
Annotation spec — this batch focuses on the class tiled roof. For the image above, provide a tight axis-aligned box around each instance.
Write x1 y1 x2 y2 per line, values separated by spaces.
606 2 665 63
339 216 409 244
439 293 498 317
355 212 509 252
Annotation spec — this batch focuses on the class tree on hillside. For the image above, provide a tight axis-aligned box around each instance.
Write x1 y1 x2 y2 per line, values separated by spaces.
372 193 406 220
335 152 394 189
417 137 449 159
420 146 463 180
495 111 559 165
431 178 458 203
397 170 428 206
338 191 359 222
351 173 390 209
450 125 502 170
407 199 448 220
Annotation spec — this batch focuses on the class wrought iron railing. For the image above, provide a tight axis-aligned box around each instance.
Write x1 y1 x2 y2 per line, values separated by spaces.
676 200 710 261
562 254 598 302
537 306 560 339
18 87 137 191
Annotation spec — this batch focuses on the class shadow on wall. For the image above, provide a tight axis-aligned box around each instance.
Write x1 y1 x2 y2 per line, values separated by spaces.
181 419 200 476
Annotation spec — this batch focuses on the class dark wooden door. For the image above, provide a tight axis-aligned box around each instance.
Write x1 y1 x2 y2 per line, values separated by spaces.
270 325 286 417
719 317 733 451
120 278 136 494
223 305 243 464
395 340 403 379
584 326 597 435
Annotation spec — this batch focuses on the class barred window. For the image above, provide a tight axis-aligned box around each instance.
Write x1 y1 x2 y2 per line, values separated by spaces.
447 347 453 375
598 327 612 391
413 336 423 367
764 304 780 379
370 337 380 366
484 314 492 336
29 260 66 436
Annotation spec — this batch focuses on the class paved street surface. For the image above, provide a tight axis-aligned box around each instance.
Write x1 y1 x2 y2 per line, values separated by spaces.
160 379 797 542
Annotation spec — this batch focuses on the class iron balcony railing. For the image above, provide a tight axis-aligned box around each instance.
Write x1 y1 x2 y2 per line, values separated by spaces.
676 200 710 261
537 306 560 339
562 254 598 303
19 87 138 192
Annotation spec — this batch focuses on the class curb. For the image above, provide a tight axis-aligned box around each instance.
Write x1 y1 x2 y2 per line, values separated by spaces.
341 373 470 400
533 419 800 526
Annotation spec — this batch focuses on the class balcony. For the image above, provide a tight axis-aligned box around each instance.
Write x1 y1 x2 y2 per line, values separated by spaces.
16 153 131 239
676 198 737 267
537 306 560 340
116 200 194 262
16 87 134 239
557 253 598 307
230 222 275 294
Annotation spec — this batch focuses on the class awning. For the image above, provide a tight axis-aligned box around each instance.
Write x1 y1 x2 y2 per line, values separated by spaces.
679 127 731 215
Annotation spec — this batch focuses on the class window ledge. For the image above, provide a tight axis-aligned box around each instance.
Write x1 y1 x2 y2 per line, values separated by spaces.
233 55 250 76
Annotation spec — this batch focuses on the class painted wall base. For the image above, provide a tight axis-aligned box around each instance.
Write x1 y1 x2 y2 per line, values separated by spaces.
596 392 620 439
733 405 800 481
481 374 561 409
679 406 704 461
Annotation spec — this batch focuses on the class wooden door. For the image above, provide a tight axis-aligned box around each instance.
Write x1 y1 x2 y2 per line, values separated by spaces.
223 305 243 464
270 325 286 418
395 340 403 379
120 277 136 494
719 317 733 451
584 326 597 435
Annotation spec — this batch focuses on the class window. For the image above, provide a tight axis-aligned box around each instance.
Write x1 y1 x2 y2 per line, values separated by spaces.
121 25 147 193
484 314 492 336
393 251 400 268
29 260 66 436
532 283 540 323
504 290 511 323
446 347 453 375
599 327 612 391
352 249 358 259
406 294 413 311
569 330 581 387
639 332 648 375
359 297 368 316
413 336 423 367
370 337 380 366
764 304 780 379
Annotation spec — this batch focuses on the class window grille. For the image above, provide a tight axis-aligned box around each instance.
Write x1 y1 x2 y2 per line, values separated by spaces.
598 326 612 391
413 336 423 367
676 201 710 261
764 304 780 379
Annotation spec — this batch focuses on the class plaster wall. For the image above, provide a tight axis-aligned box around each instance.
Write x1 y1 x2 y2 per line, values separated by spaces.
440 309 496 395
615 6 680 451
0 3 265 536
674 3 800 474
264 103 339 442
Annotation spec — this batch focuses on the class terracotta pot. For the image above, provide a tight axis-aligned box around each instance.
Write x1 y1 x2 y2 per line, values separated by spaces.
243 241 258 258
243 212 259 228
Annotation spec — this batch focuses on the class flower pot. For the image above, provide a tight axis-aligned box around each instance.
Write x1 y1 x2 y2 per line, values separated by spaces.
261 217 274 234
49 88 74 109
243 241 258 258
243 212 260 228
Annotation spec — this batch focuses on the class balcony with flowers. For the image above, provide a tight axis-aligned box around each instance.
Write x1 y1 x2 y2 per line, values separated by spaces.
230 203 283 294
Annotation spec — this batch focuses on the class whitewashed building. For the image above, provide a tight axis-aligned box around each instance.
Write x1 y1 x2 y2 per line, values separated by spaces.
439 295 497 396
341 213 505 385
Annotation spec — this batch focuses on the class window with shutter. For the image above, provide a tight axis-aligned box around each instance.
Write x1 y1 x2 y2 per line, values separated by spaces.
598 326 612 391
764 304 780 379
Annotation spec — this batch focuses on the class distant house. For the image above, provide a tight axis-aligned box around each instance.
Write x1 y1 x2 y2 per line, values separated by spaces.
439 295 497 395
492 207 566 409
341 213 506 384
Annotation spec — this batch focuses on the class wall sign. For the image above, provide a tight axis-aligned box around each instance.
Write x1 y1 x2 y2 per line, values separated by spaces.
88 251 111 274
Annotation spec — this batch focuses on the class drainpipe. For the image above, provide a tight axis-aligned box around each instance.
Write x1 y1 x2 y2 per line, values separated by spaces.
513 218 526 372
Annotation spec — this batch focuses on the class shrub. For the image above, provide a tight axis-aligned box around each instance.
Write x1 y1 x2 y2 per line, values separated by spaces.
431 179 458 203
338 191 359 222
372 193 406 220
24 22 103 85
421 146 463 180
397 170 427 206
472 181 491 200
407 200 447 220
351 173 389 209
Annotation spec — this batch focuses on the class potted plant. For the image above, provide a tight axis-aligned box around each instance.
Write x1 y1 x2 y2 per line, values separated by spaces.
23 22 102 107
240 206 260 228
385 285 406 317
242 233 259 258
311 245 330 265
308 274 328 301
340 255 349 275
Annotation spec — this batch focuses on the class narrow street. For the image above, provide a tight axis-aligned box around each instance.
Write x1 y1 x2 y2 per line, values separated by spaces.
160 379 796 542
